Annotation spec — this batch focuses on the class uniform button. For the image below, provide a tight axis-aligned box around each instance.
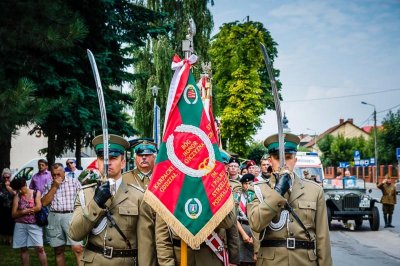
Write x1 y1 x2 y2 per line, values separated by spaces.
93 212 97 216
127 210 130 214
307 204 310 207
277 204 281 208
289 232 294 236
290 219 294 223
108 237 112 241
109 224 113 228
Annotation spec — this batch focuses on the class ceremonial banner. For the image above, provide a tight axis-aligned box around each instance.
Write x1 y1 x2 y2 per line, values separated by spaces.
144 55 233 249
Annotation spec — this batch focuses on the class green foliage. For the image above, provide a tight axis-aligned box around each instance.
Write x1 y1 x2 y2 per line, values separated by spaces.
132 0 214 138
378 109 400 164
319 134 371 167
246 141 267 164
209 21 280 154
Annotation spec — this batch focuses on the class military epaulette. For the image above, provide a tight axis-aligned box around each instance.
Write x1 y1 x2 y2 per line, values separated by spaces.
301 178 323 188
229 179 241 186
80 183 97 189
127 183 145 193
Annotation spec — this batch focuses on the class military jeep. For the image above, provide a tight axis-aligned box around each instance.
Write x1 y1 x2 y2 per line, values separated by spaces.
323 177 380 231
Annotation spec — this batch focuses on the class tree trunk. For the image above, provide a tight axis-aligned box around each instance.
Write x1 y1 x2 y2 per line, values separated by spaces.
0 131 12 170
46 128 56 166
75 133 82 168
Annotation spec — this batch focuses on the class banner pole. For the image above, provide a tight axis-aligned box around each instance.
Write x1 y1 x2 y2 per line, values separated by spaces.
181 240 188 266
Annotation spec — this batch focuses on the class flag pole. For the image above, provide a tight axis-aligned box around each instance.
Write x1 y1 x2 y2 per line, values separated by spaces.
180 17 196 266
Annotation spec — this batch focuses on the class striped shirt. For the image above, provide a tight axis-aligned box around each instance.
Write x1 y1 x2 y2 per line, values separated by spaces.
43 176 81 212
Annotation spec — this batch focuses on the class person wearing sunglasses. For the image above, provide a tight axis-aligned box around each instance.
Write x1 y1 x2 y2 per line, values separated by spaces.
65 159 82 179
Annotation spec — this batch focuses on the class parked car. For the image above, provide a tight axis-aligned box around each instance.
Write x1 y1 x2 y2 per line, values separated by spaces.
322 177 380 231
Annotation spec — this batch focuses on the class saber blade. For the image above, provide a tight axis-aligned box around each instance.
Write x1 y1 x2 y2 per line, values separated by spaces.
87 49 109 179
259 43 285 167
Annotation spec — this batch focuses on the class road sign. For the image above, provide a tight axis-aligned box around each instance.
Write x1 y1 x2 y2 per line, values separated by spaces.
369 158 375 165
364 159 369 166
397 148 400 160
354 160 360 166
354 150 361 161
339 162 350 168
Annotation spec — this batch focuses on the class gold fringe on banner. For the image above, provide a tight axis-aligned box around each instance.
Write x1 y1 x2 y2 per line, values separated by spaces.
143 189 234 249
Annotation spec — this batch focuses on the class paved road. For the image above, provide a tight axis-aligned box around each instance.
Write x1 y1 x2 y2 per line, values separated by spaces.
330 184 400 265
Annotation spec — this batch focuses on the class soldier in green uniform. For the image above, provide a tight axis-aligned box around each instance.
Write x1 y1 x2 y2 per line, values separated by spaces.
247 133 332 266
377 176 397 228
123 140 157 190
69 134 156 266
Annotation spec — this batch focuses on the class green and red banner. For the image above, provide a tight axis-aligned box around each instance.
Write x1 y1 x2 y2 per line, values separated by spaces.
144 55 233 249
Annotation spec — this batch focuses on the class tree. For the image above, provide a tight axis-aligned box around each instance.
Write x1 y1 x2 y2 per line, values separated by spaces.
133 0 214 138
209 21 280 155
378 109 400 164
246 141 267 164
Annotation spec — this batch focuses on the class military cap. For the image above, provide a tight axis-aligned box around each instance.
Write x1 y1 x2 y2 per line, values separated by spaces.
228 157 240 165
220 149 231 164
92 134 130 157
245 160 256 169
240 173 255 183
303 170 309 175
263 133 300 154
131 139 157 155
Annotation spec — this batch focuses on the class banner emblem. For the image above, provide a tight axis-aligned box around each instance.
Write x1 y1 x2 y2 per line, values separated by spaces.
185 198 202 219
183 84 199 104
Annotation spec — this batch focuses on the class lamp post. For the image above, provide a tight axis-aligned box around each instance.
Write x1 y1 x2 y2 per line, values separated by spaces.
306 128 318 153
151 85 160 147
361 101 378 184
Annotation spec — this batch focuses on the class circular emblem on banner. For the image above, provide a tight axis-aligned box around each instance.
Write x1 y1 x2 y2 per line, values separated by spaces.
185 198 202 219
166 124 215 177
183 84 198 105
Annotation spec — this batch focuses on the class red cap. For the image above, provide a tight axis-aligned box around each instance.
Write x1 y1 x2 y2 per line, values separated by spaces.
246 160 256 169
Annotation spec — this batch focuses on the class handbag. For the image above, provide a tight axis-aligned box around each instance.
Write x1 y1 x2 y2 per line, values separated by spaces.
33 190 49 227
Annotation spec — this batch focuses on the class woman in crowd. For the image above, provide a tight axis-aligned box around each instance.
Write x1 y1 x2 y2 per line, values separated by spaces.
11 177 47 266
0 168 16 244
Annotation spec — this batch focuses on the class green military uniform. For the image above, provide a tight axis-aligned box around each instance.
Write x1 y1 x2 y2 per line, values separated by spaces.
377 179 397 227
155 209 237 266
247 133 332 266
123 168 151 190
68 134 156 266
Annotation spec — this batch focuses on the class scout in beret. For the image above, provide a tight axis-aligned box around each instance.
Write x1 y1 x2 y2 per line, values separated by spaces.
240 173 255 183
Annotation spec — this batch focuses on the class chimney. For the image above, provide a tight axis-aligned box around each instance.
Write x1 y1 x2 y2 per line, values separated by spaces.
339 118 344 124
348 118 353 124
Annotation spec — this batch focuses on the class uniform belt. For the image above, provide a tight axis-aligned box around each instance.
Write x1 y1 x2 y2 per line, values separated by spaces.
86 242 137 258
239 220 249 225
51 210 73 213
172 239 207 250
261 239 315 249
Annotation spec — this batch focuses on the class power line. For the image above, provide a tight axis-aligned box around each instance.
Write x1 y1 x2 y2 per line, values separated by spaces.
284 88 400 103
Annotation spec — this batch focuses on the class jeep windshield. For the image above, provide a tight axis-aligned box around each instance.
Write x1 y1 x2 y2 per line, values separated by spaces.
323 178 365 190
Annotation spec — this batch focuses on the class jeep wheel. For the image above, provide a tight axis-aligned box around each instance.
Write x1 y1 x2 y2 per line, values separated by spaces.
355 218 363 228
327 206 332 229
369 206 380 231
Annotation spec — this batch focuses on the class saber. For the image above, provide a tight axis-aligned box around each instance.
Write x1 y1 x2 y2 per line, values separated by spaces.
259 43 285 168
87 49 109 180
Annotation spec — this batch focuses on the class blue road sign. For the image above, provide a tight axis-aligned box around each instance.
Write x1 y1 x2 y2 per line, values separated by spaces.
354 160 360 166
339 162 350 168
354 150 361 161
369 158 375 165
397 148 400 160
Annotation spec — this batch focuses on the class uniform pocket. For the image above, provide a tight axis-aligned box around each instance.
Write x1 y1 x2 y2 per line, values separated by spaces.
118 205 138 230
298 201 317 226
258 247 275 260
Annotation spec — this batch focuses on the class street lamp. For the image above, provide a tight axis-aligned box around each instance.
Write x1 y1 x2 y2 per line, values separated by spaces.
306 128 318 153
361 101 378 184
151 85 160 147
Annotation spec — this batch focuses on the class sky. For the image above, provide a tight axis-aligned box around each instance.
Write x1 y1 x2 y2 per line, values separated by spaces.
209 0 400 141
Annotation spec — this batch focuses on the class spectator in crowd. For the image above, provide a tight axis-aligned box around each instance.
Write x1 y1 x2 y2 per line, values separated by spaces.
64 159 82 179
245 160 257 176
30 159 52 194
10 177 47 266
0 168 16 244
377 175 397 228
256 156 272 182
41 163 83 266
241 167 249 175
227 157 241 181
